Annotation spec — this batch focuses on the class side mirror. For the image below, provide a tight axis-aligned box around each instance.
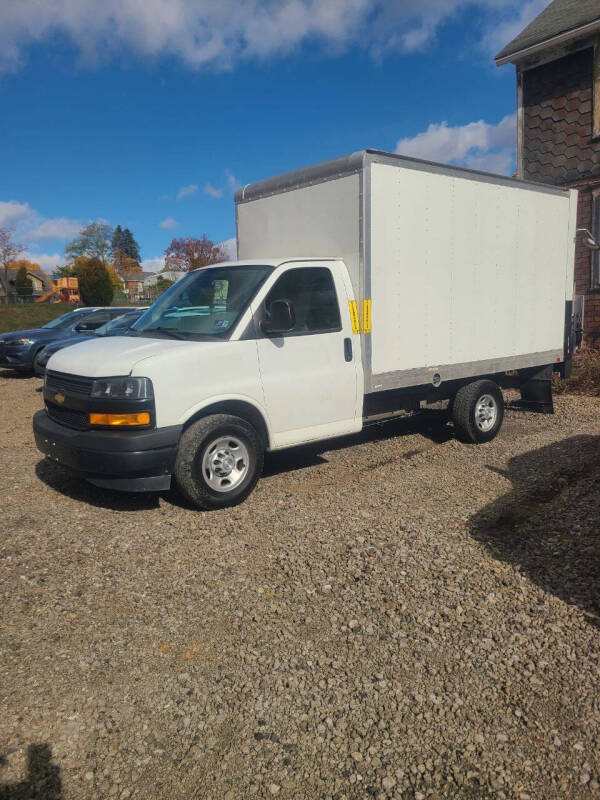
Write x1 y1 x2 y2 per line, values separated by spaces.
261 299 296 336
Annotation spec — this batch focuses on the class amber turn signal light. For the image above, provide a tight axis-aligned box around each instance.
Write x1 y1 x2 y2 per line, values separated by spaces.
89 412 151 427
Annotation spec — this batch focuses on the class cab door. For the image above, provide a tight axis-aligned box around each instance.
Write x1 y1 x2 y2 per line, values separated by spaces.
252 263 362 449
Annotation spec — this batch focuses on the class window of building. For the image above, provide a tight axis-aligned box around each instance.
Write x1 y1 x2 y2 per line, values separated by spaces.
263 267 341 336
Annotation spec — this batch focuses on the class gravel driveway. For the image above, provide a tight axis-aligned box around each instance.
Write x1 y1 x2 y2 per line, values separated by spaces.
1 372 599 800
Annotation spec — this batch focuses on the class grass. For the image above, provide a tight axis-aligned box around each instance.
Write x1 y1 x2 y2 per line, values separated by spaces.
0 303 81 334
553 350 600 397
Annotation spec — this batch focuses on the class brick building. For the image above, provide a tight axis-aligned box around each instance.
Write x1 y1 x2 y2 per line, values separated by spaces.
496 0 600 347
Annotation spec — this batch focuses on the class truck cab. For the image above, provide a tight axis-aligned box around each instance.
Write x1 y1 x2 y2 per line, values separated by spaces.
34 259 363 508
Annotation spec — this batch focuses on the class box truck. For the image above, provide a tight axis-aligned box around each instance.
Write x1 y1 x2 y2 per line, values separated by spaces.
34 150 577 509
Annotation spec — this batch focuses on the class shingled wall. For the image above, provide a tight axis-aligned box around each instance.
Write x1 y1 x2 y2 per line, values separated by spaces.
523 47 600 347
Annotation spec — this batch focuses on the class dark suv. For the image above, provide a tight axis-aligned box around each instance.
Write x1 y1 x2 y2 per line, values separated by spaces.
33 308 147 376
0 307 132 373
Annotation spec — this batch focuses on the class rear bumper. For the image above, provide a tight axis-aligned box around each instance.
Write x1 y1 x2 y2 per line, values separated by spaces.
33 410 181 492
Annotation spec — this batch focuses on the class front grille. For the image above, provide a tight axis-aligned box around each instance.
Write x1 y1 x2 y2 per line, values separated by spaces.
46 402 89 430
46 370 94 396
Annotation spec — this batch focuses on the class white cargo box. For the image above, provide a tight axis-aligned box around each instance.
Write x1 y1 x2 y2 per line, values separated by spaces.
235 150 577 394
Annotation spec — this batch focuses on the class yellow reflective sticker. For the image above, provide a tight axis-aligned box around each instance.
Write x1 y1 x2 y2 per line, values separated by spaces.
348 301 360 334
362 299 372 333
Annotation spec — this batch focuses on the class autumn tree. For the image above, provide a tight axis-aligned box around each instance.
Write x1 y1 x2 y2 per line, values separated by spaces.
112 248 142 275
78 257 114 306
15 265 33 298
0 226 25 304
66 222 113 264
164 236 227 273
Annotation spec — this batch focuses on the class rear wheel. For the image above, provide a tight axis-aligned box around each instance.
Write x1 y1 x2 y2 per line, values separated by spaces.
174 414 264 510
451 380 504 443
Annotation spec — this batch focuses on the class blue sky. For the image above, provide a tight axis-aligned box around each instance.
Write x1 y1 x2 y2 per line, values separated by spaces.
0 0 548 273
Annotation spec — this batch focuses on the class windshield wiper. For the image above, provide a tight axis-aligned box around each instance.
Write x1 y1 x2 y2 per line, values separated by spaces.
149 327 187 340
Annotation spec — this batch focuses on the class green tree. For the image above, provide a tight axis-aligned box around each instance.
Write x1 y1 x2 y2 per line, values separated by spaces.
54 264 77 278
66 222 113 264
15 265 33 298
78 257 114 306
121 228 141 262
111 225 140 263
0 226 25 304
111 225 124 255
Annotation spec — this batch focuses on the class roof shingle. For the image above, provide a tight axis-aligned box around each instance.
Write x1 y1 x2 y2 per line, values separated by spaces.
496 0 600 62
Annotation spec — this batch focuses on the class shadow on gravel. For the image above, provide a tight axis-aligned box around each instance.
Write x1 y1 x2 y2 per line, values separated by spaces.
35 411 454 511
263 409 454 477
0 368 33 380
35 459 160 512
469 435 600 627
0 744 62 799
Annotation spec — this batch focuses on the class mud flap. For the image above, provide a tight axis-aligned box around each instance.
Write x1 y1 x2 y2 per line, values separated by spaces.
518 365 554 414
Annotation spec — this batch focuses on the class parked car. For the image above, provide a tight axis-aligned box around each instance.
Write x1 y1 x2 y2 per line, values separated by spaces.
33 149 576 510
34 308 148 376
0 307 132 373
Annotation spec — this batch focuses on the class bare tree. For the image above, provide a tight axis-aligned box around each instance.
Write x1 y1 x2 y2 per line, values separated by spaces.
0 227 25 304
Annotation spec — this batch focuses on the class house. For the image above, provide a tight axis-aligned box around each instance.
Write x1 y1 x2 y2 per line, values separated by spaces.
120 271 156 302
0 267 49 302
496 0 600 348
144 270 187 287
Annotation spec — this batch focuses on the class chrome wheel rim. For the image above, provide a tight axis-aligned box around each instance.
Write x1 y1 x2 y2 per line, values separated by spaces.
201 435 249 493
475 394 498 432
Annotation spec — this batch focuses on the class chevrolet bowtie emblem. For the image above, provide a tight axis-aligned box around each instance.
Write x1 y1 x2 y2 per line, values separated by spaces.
54 392 66 405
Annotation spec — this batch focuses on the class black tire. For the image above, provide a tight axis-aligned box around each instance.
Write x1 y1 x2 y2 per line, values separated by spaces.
451 380 504 444
174 414 264 510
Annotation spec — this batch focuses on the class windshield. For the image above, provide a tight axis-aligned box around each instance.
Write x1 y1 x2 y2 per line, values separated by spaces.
130 265 272 340
96 312 141 336
42 310 88 330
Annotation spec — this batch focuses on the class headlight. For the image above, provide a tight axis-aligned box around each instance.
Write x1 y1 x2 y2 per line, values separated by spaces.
14 337 34 346
91 376 153 400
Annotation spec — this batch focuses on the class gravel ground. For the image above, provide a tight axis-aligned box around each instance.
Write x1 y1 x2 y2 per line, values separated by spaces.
1 371 599 800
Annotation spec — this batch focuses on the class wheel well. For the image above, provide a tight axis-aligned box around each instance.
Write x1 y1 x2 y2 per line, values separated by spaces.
182 401 270 448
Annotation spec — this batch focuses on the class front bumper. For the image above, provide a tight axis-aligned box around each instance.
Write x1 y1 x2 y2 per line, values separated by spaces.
0 342 37 370
33 410 182 492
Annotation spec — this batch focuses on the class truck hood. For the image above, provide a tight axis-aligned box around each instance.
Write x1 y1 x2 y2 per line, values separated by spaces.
47 335 203 377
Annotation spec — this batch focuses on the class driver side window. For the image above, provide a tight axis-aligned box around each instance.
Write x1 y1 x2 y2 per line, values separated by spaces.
75 311 111 331
263 267 341 337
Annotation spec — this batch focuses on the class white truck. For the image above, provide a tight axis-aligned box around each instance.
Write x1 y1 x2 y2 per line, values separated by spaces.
34 149 577 509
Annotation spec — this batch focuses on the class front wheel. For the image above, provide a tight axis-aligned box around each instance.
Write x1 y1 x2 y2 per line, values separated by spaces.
174 414 264 510
451 380 504 443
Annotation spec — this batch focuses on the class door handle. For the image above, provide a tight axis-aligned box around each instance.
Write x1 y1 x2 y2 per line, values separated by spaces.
344 337 353 362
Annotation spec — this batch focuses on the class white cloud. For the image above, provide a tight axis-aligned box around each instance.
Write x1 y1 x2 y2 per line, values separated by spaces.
0 200 30 227
159 216 179 229
177 183 198 200
0 1 547 75
205 170 240 200
219 237 237 260
225 170 239 193
141 256 166 273
28 216 81 240
483 0 549 56
204 183 224 199
395 113 516 175
22 251 64 272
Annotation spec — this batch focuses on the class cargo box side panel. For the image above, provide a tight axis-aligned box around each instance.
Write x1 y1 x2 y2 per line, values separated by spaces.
237 174 362 299
368 161 571 391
